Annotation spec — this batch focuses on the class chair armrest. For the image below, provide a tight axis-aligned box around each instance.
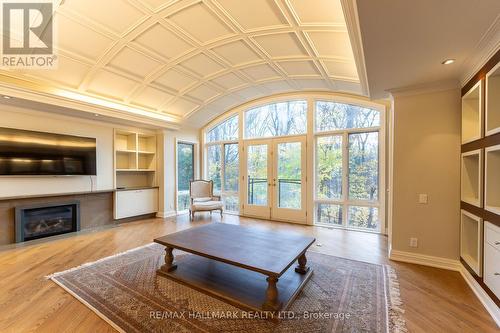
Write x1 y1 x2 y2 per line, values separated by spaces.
212 195 221 201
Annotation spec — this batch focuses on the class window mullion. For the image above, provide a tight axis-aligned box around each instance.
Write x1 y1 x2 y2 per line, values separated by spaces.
342 131 349 227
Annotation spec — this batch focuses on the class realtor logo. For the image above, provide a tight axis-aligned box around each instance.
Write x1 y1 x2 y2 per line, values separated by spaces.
1 0 57 68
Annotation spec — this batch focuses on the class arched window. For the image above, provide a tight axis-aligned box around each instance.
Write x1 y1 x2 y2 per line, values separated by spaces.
203 93 385 232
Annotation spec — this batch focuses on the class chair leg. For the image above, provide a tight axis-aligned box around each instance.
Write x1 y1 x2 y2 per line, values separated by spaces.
220 209 223 218
191 211 195 221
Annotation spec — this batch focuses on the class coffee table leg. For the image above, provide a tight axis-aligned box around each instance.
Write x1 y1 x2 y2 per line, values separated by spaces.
295 252 310 274
160 247 177 272
262 276 281 311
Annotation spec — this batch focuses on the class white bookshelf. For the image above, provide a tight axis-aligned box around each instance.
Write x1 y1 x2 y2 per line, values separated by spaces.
461 81 482 144
114 130 157 188
460 210 483 276
461 149 483 207
486 62 500 136
485 145 500 215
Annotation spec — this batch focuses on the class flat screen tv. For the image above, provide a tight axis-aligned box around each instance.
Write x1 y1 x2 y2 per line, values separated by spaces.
0 127 96 176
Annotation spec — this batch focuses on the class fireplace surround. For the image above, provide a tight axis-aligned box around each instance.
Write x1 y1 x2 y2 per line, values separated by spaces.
15 201 80 242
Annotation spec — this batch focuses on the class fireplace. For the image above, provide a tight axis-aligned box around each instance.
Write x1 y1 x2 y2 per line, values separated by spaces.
15 201 80 242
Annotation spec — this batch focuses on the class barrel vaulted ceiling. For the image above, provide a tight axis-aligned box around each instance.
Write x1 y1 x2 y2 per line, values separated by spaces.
1 0 364 128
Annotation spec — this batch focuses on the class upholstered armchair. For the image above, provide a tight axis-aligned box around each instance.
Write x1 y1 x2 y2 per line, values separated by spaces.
189 180 223 221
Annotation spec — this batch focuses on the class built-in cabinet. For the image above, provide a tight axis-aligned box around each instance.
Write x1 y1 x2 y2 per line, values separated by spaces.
484 222 500 299
460 50 500 306
114 129 159 219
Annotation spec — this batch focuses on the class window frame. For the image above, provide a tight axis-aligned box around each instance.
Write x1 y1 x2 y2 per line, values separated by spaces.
201 93 386 233
175 139 198 213
312 98 384 233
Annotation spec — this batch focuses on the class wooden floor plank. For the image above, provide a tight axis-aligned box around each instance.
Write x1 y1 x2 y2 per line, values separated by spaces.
0 214 497 332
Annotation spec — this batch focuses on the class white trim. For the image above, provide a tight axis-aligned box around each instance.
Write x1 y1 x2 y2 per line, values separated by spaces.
485 144 500 215
461 81 483 144
389 249 462 271
461 16 500 87
156 210 177 218
388 79 460 97
460 210 483 276
485 62 500 136
460 149 483 208
460 265 500 327
340 0 370 97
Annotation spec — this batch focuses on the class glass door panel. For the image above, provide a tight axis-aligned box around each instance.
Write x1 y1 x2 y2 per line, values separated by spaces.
243 141 271 219
271 137 306 222
276 142 302 209
247 144 268 206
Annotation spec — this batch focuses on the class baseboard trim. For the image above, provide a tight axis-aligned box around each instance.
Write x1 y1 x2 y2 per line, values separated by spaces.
389 249 462 271
460 265 500 327
156 211 177 218
389 249 499 328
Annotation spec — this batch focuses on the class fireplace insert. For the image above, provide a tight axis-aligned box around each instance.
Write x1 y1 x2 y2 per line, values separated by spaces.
15 201 80 242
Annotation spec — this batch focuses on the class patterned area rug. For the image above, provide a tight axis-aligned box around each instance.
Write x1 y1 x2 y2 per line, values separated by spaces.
47 243 407 333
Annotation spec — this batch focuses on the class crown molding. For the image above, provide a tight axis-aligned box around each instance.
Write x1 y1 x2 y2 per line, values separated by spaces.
388 79 460 97
341 0 370 97
0 76 181 130
460 15 500 87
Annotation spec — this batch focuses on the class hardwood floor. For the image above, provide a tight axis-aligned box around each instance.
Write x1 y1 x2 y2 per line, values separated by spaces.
0 213 497 332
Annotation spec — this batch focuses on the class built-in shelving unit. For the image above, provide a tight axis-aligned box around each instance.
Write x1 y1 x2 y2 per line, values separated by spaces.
461 149 483 207
114 130 157 188
485 145 500 215
461 81 482 144
460 50 500 308
486 62 500 136
460 210 483 276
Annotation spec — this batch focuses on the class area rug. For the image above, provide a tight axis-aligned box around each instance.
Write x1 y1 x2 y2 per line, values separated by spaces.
47 243 407 333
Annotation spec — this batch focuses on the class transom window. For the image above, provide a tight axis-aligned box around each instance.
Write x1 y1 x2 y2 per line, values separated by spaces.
207 115 238 142
245 100 307 139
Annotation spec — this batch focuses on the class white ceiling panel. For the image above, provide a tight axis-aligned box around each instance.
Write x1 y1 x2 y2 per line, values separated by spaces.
134 23 193 59
168 2 234 43
1 0 362 127
216 0 287 30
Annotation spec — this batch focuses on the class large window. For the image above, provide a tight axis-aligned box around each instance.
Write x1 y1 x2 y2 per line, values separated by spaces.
203 95 384 232
245 100 307 138
314 101 381 231
177 142 194 211
206 116 239 212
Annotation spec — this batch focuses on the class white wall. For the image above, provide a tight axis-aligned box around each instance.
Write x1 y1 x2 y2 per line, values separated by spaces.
391 88 461 260
157 127 199 216
0 105 115 197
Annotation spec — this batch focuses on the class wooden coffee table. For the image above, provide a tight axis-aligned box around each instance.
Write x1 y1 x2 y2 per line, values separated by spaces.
154 223 315 312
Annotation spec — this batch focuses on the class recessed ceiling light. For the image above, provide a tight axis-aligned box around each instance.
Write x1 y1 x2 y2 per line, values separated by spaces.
2 95 11 99
442 59 455 65
94 113 99 117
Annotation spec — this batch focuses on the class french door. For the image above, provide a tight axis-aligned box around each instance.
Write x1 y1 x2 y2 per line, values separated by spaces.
242 136 306 223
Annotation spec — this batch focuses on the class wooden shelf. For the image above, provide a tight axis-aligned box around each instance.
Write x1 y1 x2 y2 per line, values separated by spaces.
462 81 482 144
486 62 500 136
460 210 483 276
114 130 157 189
461 149 482 207
485 145 500 215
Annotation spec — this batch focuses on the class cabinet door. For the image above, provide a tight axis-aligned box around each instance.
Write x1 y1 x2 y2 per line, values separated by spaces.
114 188 158 219
484 243 500 299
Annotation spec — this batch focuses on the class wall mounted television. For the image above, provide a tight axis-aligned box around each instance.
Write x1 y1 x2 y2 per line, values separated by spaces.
0 127 97 176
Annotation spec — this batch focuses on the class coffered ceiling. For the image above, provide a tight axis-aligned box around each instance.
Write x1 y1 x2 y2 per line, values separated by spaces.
0 0 363 127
